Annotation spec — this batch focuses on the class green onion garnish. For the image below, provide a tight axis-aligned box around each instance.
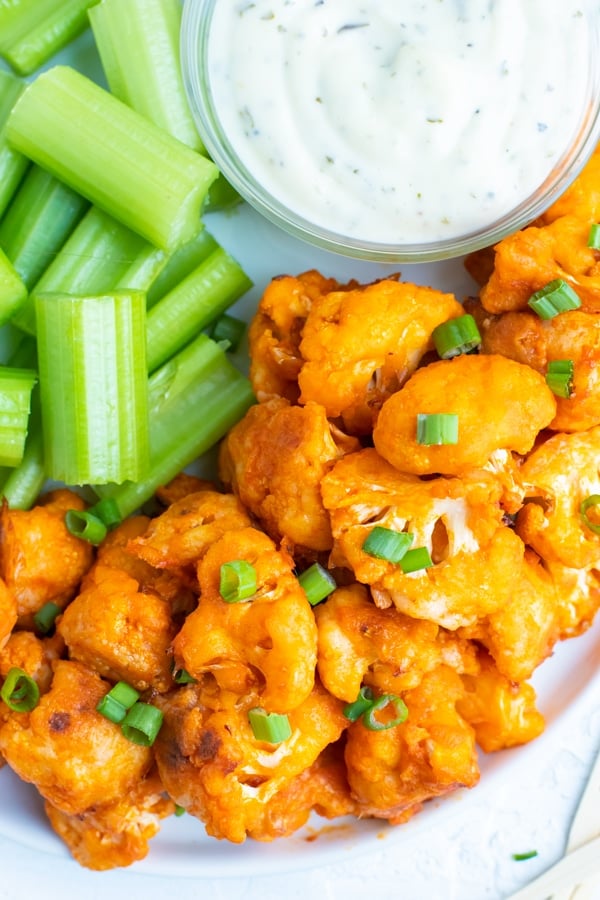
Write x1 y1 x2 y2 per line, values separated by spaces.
174 804 186 817
545 359 574 398
587 223 600 250
416 413 459 446
1 667 40 712
88 496 122 531
363 693 409 731
527 279 582 319
65 509 108 546
342 686 375 722
362 526 414 563
580 494 600 535
173 667 197 685
96 681 140 724
432 314 481 359
399 547 434 574
219 560 257 603
512 850 538 861
297 562 337 606
121 701 164 746
33 601 62 635
248 707 292 744
209 313 247 352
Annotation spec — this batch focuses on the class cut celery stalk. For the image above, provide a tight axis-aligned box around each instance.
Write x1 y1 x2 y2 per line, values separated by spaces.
7 66 218 250
0 70 29 219
0 366 37 467
89 0 205 153
35 290 149 486
94 334 255 519
146 246 252 372
0 248 27 326
146 228 218 310
13 207 167 335
0 165 89 289
0 0 99 76
205 175 243 214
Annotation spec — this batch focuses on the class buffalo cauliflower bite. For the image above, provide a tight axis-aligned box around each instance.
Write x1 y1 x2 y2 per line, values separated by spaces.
297 279 464 434
473 301 600 432
219 398 360 554
0 577 16 649
44 769 173 870
153 678 348 843
0 490 94 627
516 427 600 570
0 659 153 815
315 583 478 702
344 665 479 823
544 560 600 639
321 449 525 630
174 527 317 711
373 354 556 476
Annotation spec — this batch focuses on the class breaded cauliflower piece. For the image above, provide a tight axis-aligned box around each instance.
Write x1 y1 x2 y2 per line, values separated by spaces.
219 398 360 554
174 527 317 711
344 665 479 823
457 652 545 752
373 354 556 476
298 279 464 434
249 270 345 403
0 577 16 650
315 583 478 702
544 559 600 639
44 769 173 871
473 301 600 432
0 660 153 815
321 449 525 630
516 427 600 569
153 679 348 844
0 490 94 627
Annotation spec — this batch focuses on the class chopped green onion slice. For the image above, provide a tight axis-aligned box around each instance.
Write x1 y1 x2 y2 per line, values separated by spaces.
362 526 413 563
400 547 434 574
587 223 600 250
210 313 247 352
219 559 257 603
248 707 292 743
545 359 574 398
1 667 39 712
343 686 375 722
297 562 337 606
96 681 140 724
512 850 538 861
65 509 108 546
416 413 459 446
527 279 582 319
432 314 481 359
363 694 409 731
33 601 62 634
121 701 164 746
580 494 600 535
174 804 186 817
173 667 196 685
88 497 122 531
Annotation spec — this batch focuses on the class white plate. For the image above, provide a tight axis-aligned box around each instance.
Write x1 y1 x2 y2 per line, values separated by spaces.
2 199 600 878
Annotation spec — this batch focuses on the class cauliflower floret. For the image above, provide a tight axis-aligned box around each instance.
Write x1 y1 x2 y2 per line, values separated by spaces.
297 278 464 434
344 665 479 823
0 660 153 815
0 577 16 650
153 679 348 844
516 427 600 569
473 301 600 432
373 354 556 476
544 559 600 638
315 583 478 703
0 490 94 627
173 527 317 711
219 398 360 554
321 449 525 630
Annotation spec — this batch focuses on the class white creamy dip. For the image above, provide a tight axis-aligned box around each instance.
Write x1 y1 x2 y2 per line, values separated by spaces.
206 1 594 245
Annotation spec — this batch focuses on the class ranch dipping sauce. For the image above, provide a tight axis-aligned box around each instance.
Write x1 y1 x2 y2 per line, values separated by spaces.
206 0 594 246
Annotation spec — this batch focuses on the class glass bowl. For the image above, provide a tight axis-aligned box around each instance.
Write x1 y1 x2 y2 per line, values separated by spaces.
181 0 600 263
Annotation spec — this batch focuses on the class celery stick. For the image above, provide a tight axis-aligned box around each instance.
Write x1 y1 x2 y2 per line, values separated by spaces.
0 248 27 326
13 207 167 335
0 424 45 509
0 0 99 76
89 0 205 153
205 175 243 214
146 247 252 372
0 165 89 289
0 366 37 466
0 70 29 220
7 66 218 250
35 290 149 486
146 228 219 310
94 335 255 519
